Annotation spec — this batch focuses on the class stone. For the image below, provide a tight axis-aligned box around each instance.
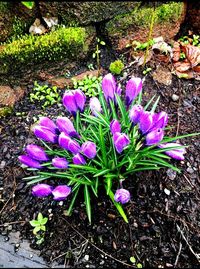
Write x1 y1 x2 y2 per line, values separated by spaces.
171 94 179 102
152 66 172 86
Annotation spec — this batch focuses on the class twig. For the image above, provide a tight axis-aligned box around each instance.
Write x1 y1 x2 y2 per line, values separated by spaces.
0 197 12 215
176 224 200 263
0 220 26 227
174 241 182 267
60 217 135 268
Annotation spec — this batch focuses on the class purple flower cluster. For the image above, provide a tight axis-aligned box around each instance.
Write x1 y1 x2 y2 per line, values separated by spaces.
110 120 130 153
32 184 71 201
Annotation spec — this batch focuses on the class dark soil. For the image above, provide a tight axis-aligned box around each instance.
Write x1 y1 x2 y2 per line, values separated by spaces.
0 30 200 268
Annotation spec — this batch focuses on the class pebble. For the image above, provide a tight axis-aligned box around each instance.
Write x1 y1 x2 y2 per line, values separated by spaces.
186 167 194 174
171 94 179 102
58 201 63 206
0 161 6 169
7 225 13 231
84 255 89 261
166 168 177 180
164 188 170 196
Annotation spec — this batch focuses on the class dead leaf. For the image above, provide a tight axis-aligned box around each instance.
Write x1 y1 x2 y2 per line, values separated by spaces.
172 41 181 62
181 44 200 68
193 65 200 73
173 60 191 72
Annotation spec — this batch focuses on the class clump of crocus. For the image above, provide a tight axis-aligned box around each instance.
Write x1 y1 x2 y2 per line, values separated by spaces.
20 73 198 224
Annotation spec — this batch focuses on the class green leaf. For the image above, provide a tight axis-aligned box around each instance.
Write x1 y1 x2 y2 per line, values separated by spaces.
33 226 41 234
137 263 143 268
98 124 107 166
100 41 106 45
40 225 46 232
21 1 34 9
106 177 112 195
40 217 48 225
84 185 91 224
37 213 43 222
29 220 39 227
94 169 110 177
150 96 160 113
130 256 136 264
64 186 80 216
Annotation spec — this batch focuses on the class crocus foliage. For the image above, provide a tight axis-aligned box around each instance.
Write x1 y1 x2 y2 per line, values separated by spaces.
19 74 197 223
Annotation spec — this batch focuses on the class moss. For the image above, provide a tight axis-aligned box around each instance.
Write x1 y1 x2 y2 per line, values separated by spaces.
0 107 13 117
10 16 29 41
0 26 93 73
109 59 124 75
0 2 10 12
107 2 183 35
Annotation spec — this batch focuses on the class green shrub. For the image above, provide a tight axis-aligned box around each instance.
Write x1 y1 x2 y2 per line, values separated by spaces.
109 59 124 75
0 26 91 72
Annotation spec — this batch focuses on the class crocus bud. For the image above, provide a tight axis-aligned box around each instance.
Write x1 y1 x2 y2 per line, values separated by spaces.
81 141 97 159
52 157 68 169
158 143 186 160
62 90 78 115
68 139 81 154
146 128 164 146
32 184 53 197
38 117 57 134
113 132 130 154
72 153 86 165
102 73 116 102
34 126 57 143
114 188 130 204
110 119 121 134
125 77 142 106
151 111 168 131
58 132 71 150
129 105 143 124
116 85 122 96
139 111 153 134
89 97 102 116
74 89 86 112
18 155 42 169
52 185 71 201
56 117 79 138
26 144 49 161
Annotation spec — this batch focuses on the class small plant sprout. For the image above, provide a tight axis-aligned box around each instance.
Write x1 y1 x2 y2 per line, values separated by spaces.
19 73 200 223
130 256 143 268
29 212 48 245
143 67 152 75
92 37 106 76
109 59 125 75
72 75 102 97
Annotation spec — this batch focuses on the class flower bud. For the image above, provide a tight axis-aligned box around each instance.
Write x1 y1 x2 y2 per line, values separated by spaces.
81 141 97 159
125 77 142 106
158 143 186 160
72 153 86 165
62 90 78 115
56 116 79 138
110 119 121 134
102 73 116 102
74 89 86 112
139 111 153 134
18 155 42 169
89 97 102 116
114 188 130 204
151 111 168 131
34 126 57 143
146 128 164 146
26 144 49 161
52 185 71 201
129 105 143 124
68 139 81 154
113 132 130 154
32 184 53 197
38 117 57 134
58 132 71 150
52 157 68 169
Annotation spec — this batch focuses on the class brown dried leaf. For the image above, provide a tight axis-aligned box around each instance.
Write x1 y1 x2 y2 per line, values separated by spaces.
174 60 191 72
193 65 200 73
172 41 180 62
181 44 200 68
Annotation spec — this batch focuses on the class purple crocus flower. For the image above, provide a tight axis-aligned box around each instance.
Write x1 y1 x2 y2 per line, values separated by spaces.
32 184 53 197
150 111 168 131
74 89 86 112
146 128 164 146
113 132 130 154
62 90 78 115
26 144 49 161
52 185 71 201
72 153 86 165
56 116 79 138
139 111 153 134
58 132 71 150
18 155 42 169
52 157 68 169
114 188 130 204
89 97 102 116
38 117 57 134
81 141 97 159
68 139 81 154
158 143 186 160
129 105 143 124
116 85 122 96
102 73 116 102
110 119 121 134
34 126 57 143
125 77 142 106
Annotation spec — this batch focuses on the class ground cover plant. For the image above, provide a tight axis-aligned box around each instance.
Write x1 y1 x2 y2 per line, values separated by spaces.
18 73 199 224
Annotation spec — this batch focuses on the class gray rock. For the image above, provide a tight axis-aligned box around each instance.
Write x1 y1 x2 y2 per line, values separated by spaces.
171 94 179 102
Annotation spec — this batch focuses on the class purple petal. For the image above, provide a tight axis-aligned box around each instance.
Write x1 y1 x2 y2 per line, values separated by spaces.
125 77 142 106
81 141 97 159
74 89 86 112
38 117 57 134
58 132 71 150
33 126 57 143
113 132 130 154
129 105 144 124
56 116 79 137
32 184 53 197
62 91 78 115
139 111 153 134
110 119 121 134
114 188 130 204
26 144 49 161
52 157 68 169
89 97 102 116
68 139 81 154
72 153 86 165
18 155 42 169
52 185 71 201
151 111 168 131
102 73 116 102
158 143 186 160
146 128 164 146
